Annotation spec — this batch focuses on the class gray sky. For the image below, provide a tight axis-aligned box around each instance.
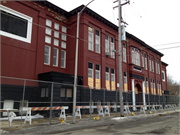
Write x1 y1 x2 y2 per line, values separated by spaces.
49 0 180 83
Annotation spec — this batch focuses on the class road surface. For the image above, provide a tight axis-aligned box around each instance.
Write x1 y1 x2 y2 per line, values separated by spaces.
57 112 180 134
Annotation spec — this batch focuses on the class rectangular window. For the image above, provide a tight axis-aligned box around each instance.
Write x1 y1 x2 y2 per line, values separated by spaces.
95 64 101 89
149 57 151 71
124 72 128 92
96 64 100 79
61 50 66 68
88 62 93 78
88 62 94 88
0 5 33 43
105 67 109 81
111 37 115 58
145 54 147 70
95 30 100 53
151 79 153 94
44 45 51 65
156 60 158 73
62 26 67 33
158 60 160 74
142 53 144 67
105 67 110 91
60 88 65 97
41 88 48 97
146 78 149 94
46 19 52 27
45 35 51 44
46 27 51 35
123 44 126 62
54 31 59 38
132 48 135 64
54 38 59 46
53 48 58 66
153 79 156 95
159 81 161 95
54 22 59 30
61 41 66 49
105 35 109 53
152 57 154 72
88 26 93 51
124 72 127 84
61 33 66 41
132 48 140 66
157 80 159 95
162 71 165 81
66 89 72 97
111 69 115 82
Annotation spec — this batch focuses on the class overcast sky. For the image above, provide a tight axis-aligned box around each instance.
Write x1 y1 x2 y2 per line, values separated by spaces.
49 0 180 83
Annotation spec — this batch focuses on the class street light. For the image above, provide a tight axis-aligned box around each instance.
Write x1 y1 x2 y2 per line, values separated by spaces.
73 0 95 123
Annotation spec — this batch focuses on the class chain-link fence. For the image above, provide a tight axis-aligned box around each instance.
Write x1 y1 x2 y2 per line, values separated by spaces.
1 76 180 128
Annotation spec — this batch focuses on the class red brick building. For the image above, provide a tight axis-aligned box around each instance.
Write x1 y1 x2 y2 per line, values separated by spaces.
0 1 168 112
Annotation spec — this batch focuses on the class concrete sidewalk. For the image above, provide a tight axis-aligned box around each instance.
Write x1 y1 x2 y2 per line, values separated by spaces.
1 109 180 134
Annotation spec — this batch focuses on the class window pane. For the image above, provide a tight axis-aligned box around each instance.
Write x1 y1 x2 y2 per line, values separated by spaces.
60 88 65 97
96 71 100 79
88 69 93 78
54 39 59 46
53 48 58 66
54 22 59 30
61 41 66 48
88 32 93 51
61 50 66 68
61 33 66 41
45 27 51 35
54 31 59 38
66 89 72 97
62 26 67 33
1 10 28 38
46 19 52 27
44 45 50 64
45 35 51 44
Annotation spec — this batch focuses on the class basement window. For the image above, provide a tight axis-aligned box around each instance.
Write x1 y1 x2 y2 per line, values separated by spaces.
0 5 32 43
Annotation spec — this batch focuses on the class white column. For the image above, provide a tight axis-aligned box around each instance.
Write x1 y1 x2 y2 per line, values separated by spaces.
142 81 146 109
131 79 136 111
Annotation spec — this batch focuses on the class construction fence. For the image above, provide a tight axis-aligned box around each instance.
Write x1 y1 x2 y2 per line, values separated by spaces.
0 76 180 128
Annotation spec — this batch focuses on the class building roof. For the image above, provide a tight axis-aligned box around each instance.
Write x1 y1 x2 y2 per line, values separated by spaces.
161 61 168 66
39 1 164 57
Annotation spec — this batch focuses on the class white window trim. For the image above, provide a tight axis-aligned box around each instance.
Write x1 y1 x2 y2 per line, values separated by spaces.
111 69 115 82
0 5 33 43
88 26 94 51
53 48 59 67
96 65 100 79
145 55 147 70
95 30 100 53
105 35 109 53
162 71 165 81
61 50 66 68
123 44 126 62
44 45 51 65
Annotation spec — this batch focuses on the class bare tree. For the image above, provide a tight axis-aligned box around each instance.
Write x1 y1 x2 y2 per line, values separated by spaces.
167 74 179 95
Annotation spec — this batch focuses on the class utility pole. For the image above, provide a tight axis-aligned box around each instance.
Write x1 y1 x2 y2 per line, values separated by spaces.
73 0 95 123
113 0 129 117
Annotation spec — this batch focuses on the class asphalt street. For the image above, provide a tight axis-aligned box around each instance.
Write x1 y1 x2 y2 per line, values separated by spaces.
56 112 180 135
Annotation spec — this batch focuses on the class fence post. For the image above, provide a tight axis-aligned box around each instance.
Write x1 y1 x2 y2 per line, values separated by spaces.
116 89 118 117
49 82 54 124
104 88 105 106
20 79 26 127
90 88 92 120
148 94 150 111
